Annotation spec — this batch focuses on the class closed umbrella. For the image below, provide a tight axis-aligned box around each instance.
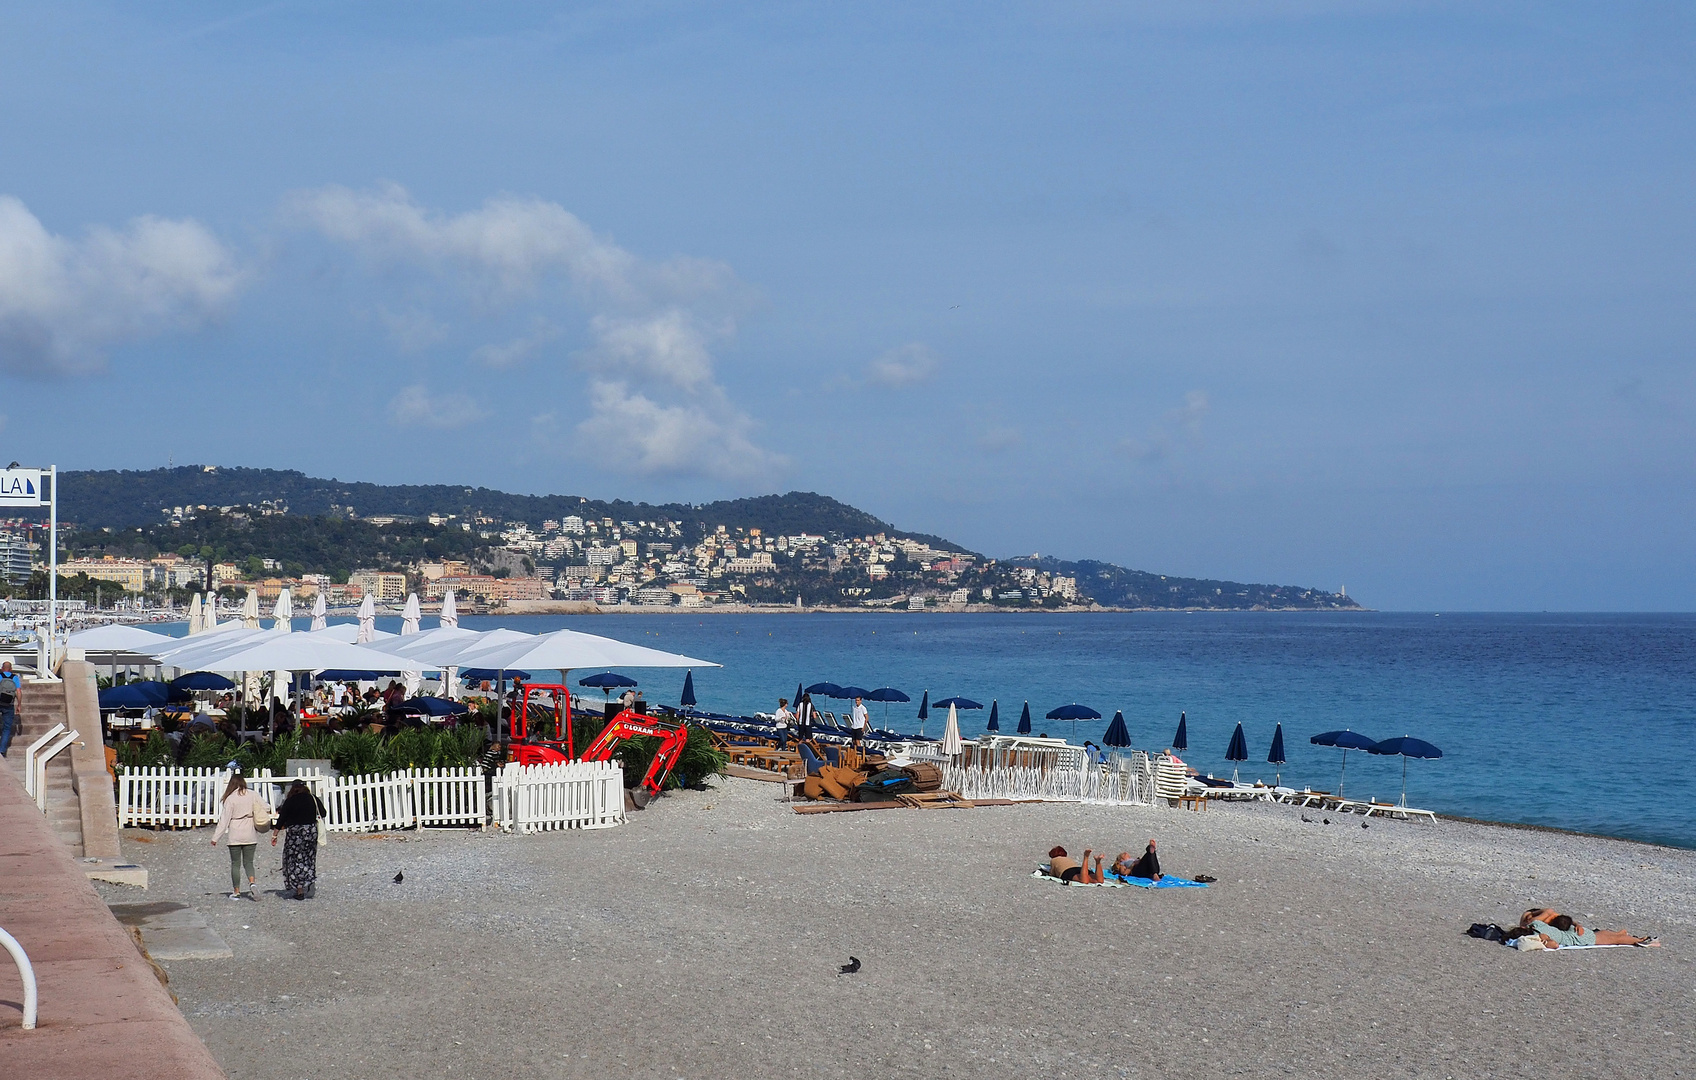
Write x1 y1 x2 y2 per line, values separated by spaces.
1016 701 1031 735
940 702 963 756
188 593 203 635
270 588 294 710
1103 711 1131 747
242 588 261 628
401 593 421 636
680 670 697 708
356 594 376 644
917 690 929 736
1267 723 1287 786
1046 703 1101 746
1367 736 1443 806
986 700 1000 732
1172 711 1188 753
204 594 219 631
437 589 459 697
1268 725 1288 783
310 591 327 632
1310 729 1377 798
1224 722 1249 782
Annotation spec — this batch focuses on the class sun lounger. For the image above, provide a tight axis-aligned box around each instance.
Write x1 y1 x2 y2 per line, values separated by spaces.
1362 801 1437 822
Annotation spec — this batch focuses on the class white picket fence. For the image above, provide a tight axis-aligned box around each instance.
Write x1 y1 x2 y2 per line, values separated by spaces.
117 763 625 833
490 761 626 833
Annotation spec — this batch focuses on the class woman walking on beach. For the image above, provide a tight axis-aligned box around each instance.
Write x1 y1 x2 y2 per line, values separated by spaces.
272 780 326 900
210 767 271 901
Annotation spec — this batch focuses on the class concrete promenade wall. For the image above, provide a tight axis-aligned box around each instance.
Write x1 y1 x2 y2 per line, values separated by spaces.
59 660 121 858
0 756 224 1079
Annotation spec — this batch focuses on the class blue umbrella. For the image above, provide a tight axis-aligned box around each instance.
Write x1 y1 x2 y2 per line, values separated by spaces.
1224 722 1249 781
866 686 908 726
917 690 929 735
1017 701 1032 734
401 696 470 717
460 668 532 683
680 670 697 708
1267 723 1287 785
99 684 165 710
1310 729 1378 798
1046 703 1100 745
986 700 1000 732
1368 736 1443 806
934 697 983 711
806 681 844 697
170 672 236 692
1172 711 1188 752
1103 710 1131 747
579 672 638 689
835 686 874 700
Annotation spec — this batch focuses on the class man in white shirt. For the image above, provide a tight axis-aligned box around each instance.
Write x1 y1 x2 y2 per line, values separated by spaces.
773 697 793 750
848 696 869 747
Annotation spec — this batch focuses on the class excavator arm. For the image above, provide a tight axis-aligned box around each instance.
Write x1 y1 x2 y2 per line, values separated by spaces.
580 711 689 809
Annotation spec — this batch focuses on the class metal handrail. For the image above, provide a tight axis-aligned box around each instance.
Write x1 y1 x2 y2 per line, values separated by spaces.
32 730 78 814
0 926 37 1029
21 723 65 800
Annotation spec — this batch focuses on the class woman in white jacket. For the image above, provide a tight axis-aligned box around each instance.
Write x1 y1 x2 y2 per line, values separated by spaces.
211 767 271 901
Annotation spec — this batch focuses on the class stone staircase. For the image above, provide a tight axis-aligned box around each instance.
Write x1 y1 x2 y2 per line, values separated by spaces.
14 678 84 856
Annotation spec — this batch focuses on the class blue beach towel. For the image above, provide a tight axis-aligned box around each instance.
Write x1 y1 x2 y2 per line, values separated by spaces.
1108 873 1210 889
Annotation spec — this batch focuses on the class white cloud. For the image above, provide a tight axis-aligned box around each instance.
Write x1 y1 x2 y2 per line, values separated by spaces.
472 319 560 368
1121 390 1210 462
867 342 940 387
292 183 774 481
574 380 784 482
388 385 490 429
0 195 245 376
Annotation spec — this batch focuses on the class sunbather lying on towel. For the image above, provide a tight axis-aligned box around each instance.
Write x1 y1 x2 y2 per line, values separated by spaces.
1519 908 1659 948
1043 846 1104 884
1113 840 1162 882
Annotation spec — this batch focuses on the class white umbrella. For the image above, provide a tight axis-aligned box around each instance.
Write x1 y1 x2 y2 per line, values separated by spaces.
152 626 276 667
941 703 963 756
66 624 173 652
362 627 530 668
310 592 327 632
356 594 376 643
187 593 203 635
188 634 422 675
401 593 421 636
241 588 261 628
271 589 294 705
438 589 460 698
204 594 220 631
446 627 718 674
308 622 395 643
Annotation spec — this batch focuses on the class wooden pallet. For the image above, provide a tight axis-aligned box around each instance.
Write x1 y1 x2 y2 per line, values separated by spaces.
895 791 975 810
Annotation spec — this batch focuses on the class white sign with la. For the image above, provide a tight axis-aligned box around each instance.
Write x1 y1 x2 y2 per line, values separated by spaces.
0 469 43 507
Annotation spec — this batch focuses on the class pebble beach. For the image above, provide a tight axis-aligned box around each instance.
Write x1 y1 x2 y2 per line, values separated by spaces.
102 780 1696 1079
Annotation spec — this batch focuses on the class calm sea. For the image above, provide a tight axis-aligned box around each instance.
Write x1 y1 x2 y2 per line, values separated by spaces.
168 611 1696 848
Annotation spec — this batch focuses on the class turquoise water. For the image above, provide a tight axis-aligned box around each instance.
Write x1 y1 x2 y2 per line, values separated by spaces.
166 612 1696 848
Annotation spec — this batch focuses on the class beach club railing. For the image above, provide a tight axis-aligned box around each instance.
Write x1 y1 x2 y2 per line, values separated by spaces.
117 764 618 833
910 746 1154 806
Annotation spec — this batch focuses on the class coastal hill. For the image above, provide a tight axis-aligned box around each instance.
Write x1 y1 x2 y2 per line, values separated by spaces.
55 466 1360 611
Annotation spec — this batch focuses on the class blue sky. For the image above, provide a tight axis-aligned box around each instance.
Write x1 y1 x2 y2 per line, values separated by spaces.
0 2 1691 610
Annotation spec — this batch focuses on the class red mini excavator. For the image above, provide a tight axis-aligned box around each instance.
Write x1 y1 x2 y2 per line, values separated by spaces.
505 681 688 809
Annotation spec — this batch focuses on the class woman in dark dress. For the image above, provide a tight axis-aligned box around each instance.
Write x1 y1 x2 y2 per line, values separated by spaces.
271 780 326 899
1113 839 1163 881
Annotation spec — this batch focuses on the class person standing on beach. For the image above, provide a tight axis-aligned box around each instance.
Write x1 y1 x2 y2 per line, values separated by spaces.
0 660 18 757
211 767 271 901
773 697 793 750
272 780 326 900
848 696 869 748
795 693 815 744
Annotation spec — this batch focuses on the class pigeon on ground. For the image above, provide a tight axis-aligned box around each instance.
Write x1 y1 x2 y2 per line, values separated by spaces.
1323 818 1331 825
393 871 404 883
1362 822 1370 829
839 957 861 975
1301 815 1312 823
